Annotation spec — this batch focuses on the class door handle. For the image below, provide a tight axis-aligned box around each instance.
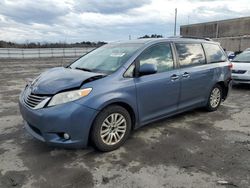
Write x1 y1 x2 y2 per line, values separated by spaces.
182 72 190 78
171 74 179 81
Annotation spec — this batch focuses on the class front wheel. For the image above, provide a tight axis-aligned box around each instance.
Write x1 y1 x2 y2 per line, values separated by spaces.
90 105 131 152
206 84 222 112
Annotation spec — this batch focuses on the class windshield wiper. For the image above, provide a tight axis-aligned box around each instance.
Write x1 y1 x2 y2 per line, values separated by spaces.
75 67 93 72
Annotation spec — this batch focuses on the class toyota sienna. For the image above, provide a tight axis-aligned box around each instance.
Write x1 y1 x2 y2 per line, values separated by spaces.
19 38 232 151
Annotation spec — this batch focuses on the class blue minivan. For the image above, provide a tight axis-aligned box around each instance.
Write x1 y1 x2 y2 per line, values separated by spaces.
19 38 232 151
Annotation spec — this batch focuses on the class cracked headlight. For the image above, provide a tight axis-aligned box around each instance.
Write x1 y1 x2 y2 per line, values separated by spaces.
48 88 92 107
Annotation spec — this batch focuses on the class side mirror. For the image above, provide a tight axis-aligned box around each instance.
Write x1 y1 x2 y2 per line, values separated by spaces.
139 63 157 76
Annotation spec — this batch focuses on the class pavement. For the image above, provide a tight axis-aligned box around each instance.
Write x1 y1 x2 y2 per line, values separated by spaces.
0 58 250 188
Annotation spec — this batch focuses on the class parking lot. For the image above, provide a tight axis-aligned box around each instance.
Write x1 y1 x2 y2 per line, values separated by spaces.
0 58 250 188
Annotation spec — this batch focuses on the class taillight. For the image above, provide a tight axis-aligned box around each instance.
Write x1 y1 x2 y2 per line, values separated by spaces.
228 62 233 69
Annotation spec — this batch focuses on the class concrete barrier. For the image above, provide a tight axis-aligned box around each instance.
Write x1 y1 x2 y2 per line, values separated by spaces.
213 36 250 52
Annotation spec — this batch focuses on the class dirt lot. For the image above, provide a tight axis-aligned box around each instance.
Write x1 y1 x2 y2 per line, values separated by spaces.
0 58 250 188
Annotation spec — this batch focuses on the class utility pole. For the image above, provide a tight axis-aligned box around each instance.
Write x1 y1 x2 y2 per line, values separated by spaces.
129 35 131 40
174 8 177 36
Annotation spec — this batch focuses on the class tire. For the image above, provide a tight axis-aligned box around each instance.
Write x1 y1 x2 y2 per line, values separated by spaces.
90 105 132 152
206 84 223 112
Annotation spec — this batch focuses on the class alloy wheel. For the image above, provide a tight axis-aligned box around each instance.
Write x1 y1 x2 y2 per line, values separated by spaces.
100 113 127 145
210 87 221 108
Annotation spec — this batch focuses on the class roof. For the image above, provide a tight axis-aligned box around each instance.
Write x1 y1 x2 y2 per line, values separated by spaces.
110 37 217 45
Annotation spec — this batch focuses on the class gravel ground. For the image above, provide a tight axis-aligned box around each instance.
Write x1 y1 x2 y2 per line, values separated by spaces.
0 58 250 188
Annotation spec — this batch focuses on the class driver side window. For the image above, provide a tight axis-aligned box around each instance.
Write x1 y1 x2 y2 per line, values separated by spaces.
138 43 174 73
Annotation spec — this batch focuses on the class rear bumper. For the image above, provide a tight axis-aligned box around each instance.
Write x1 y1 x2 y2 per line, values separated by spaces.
19 94 98 149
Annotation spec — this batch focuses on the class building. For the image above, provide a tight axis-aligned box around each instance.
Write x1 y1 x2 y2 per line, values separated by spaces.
180 16 250 52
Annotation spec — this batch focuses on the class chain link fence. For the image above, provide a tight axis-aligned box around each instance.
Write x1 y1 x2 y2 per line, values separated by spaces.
0 47 95 59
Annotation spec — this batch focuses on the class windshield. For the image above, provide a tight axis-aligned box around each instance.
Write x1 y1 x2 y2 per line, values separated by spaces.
232 51 250 63
70 43 143 74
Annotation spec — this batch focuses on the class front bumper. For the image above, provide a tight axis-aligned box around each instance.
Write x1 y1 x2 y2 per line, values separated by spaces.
19 92 98 148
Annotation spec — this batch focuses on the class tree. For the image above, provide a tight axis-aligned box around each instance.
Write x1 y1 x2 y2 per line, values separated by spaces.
139 34 163 39
0 40 107 48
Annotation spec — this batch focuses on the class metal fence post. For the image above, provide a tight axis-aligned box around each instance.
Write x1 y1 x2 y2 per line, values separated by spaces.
51 48 53 58
7 48 10 59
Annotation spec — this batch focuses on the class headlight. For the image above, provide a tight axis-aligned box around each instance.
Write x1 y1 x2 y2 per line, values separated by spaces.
48 88 92 107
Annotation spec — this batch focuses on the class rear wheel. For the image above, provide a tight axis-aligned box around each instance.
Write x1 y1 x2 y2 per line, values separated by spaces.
91 105 131 152
206 84 222 112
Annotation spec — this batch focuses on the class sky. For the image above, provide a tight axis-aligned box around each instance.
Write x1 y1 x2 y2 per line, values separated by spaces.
0 0 250 43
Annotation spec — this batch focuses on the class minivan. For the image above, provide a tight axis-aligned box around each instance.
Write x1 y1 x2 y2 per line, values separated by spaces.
19 38 232 151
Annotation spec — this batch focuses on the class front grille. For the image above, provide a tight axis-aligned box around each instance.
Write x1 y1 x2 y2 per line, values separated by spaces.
23 89 48 108
232 70 247 74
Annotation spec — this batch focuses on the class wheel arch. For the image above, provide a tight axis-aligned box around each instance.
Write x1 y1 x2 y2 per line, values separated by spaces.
216 81 229 100
106 102 136 127
88 100 138 146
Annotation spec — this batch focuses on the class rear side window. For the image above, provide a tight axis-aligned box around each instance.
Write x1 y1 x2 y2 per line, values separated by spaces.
138 43 174 73
175 43 205 67
203 43 227 63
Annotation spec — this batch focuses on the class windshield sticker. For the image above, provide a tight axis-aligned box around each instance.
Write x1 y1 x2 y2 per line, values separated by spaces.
110 53 126 57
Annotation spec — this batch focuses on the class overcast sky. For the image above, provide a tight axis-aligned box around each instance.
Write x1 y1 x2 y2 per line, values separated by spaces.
0 0 250 43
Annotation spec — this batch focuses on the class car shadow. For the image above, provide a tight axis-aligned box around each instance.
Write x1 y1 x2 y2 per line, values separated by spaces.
131 107 206 136
232 83 250 90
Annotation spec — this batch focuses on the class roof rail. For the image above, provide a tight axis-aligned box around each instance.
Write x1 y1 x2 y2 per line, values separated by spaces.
169 35 212 41
180 35 212 41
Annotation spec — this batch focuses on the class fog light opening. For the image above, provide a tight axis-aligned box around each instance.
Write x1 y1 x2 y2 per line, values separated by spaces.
63 133 70 140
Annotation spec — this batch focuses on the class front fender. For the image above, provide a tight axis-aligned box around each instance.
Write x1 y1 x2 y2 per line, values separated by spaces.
94 93 136 110
75 84 139 126
102 96 139 126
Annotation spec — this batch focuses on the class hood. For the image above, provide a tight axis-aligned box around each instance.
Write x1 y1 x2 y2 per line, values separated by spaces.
30 67 105 95
232 62 250 71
